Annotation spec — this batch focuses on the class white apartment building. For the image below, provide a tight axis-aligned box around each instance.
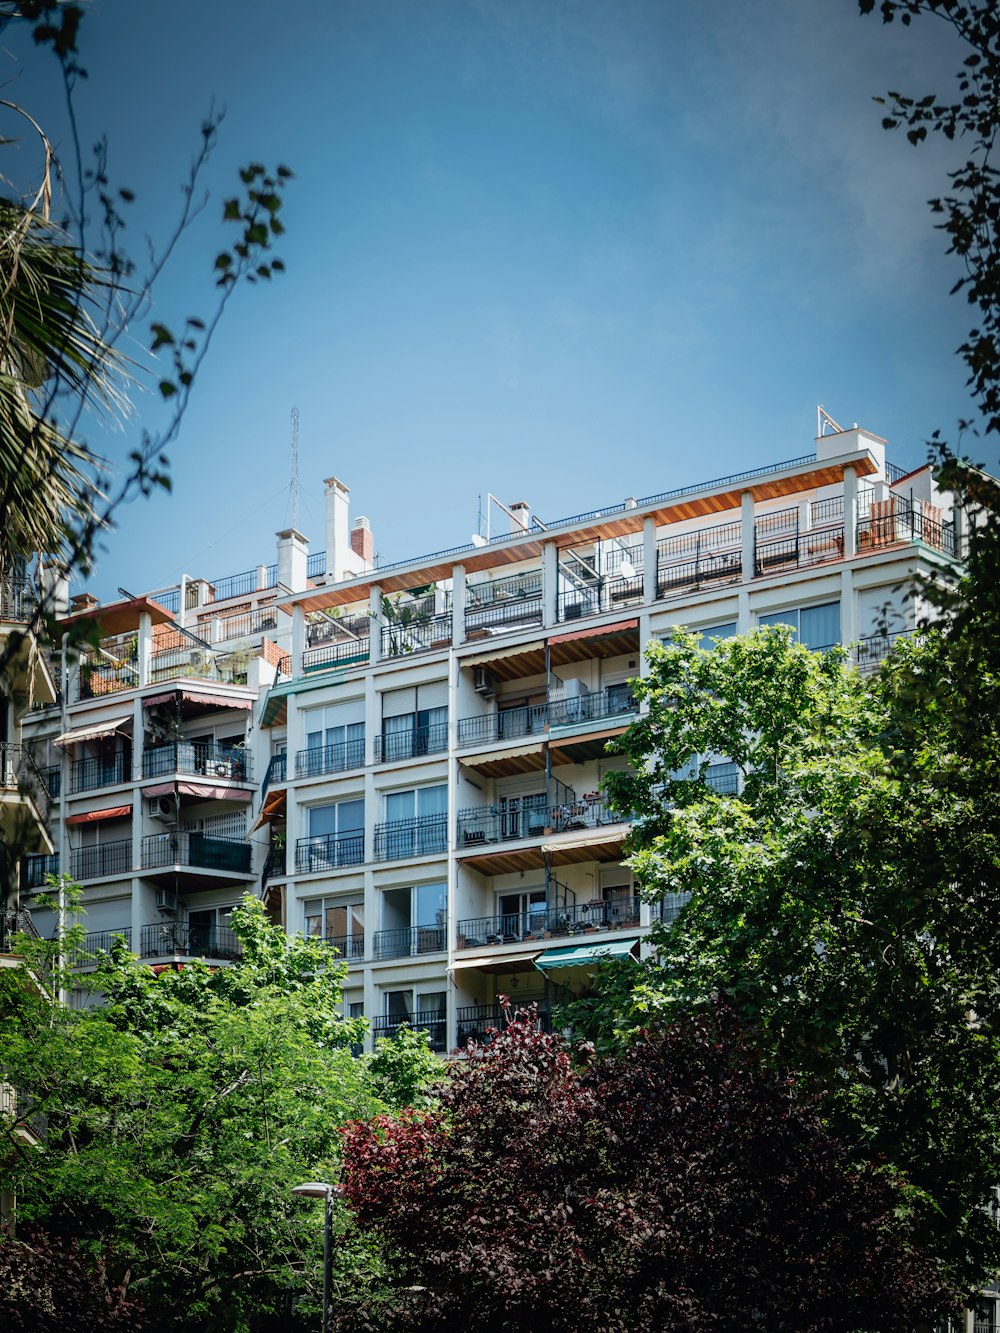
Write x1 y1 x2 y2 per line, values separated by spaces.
19 423 963 1044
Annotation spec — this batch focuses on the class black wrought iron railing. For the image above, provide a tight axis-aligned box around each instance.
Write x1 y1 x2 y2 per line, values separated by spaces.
140 832 252 875
373 723 448 764
215 606 280 640
302 638 371 673
294 832 365 873
556 572 644 623
457 797 624 848
464 595 544 637
306 550 327 578
373 815 448 861
70 840 132 881
68 927 133 961
0 743 51 822
139 921 241 960
0 577 36 621
209 568 258 602
660 891 692 924
262 844 286 881
261 752 287 804
142 742 251 782
885 460 908 485
456 703 549 748
316 933 365 961
856 504 956 557
548 686 636 728
455 1003 553 1047
457 897 641 947
853 628 917 672
372 924 446 960
465 571 543 607
295 738 366 778
70 751 129 794
41 765 60 798
656 548 742 600
755 525 845 576
381 612 453 658
77 657 140 700
370 1012 447 1053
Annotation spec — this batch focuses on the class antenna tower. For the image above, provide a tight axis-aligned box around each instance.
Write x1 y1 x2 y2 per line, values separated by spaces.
290 406 299 530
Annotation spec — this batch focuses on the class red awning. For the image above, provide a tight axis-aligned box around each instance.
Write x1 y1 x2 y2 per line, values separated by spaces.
548 618 639 646
142 691 178 708
141 780 252 802
142 689 252 711
66 804 132 826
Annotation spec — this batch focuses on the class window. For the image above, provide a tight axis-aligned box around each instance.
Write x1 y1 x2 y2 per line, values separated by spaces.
377 880 447 957
758 601 840 651
497 889 547 939
379 989 447 1051
696 621 737 651
297 799 364 871
379 683 448 762
304 896 365 958
301 705 365 776
377 785 448 858
187 907 239 959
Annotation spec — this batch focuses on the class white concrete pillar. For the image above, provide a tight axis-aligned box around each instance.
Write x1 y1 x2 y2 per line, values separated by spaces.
740 491 755 584
843 465 858 560
840 569 857 651
542 542 558 627
137 611 152 688
368 585 383 663
738 588 752 634
642 516 657 606
290 604 305 678
276 529 309 594
451 564 466 643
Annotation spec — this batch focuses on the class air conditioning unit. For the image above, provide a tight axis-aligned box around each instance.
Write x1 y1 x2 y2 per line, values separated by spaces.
562 677 587 700
155 885 178 915
148 796 175 822
473 667 495 698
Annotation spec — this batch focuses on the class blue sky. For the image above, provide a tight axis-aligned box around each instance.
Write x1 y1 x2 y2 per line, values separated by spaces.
1 0 989 599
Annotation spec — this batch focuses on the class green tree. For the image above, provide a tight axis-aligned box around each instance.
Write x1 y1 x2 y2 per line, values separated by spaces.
1 897 389 1330
582 618 1000 1297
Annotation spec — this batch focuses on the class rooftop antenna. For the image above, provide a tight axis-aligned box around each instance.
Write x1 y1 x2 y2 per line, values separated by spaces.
290 406 300 531
817 405 845 437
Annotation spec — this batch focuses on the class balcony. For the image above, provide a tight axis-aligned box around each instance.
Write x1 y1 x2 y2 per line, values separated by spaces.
656 520 743 600
857 502 956 557
316 933 365 962
381 612 453 659
556 572 644 623
854 628 917 672
263 844 286 880
373 723 448 764
142 742 252 783
294 832 365 874
372 924 446 960
70 751 130 794
77 638 139 700
68 927 133 962
372 815 448 862
370 1011 447 1053
70 840 132 881
457 796 621 849
140 831 252 876
548 685 636 729
457 704 548 749
302 637 371 674
464 573 544 639
457 897 641 947
0 743 52 828
295 737 366 779
456 1003 552 1047
139 921 241 960
0 577 37 622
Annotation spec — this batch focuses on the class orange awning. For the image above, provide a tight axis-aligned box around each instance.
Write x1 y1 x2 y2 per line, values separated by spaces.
66 804 132 826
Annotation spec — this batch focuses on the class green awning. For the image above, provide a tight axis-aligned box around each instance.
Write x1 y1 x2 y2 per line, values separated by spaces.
261 673 349 727
534 939 636 971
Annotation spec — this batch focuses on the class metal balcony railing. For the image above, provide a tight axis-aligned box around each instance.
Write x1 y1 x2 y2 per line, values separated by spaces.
381 611 453 659
77 647 139 700
370 1012 447 1053
307 550 327 579
548 686 636 728
373 815 448 861
373 723 448 764
372 924 446 960
660 891 691 924
857 504 956 558
262 844 286 881
295 738 366 778
755 525 846 576
215 606 280 640
317 933 365 961
556 572 644 623
457 797 623 849
0 577 36 621
302 638 371 673
41 766 60 799
457 897 641 947
209 568 258 602
70 751 130 794
142 742 251 782
25 853 59 888
294 832 365 873
139 921 241 960
456 704 548 748
0 743 51 822
68 927 133 962
464 594 544 637
853 628 917 672
456 1003 553 1047
140 831 252 875
70 840 132 881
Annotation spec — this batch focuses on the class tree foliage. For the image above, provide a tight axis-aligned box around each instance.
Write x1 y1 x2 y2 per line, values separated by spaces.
0 1229 146 1333
337 1005 943 1333
1 898 386 1330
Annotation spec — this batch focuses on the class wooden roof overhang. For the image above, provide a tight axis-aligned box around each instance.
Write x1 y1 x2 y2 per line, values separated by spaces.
281 451 879 617
459 742 547 779
58 596 175 637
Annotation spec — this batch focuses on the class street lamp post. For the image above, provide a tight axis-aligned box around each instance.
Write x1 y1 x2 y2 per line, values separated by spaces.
292 1181 338 1333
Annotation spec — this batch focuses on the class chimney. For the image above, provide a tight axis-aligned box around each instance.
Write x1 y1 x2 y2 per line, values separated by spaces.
509 501 530 534
275 528 309 593
325 477 357 581
350 516 374 567
70 592 99 614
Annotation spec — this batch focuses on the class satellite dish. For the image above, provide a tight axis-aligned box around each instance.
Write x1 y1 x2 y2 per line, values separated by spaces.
620 558 637 580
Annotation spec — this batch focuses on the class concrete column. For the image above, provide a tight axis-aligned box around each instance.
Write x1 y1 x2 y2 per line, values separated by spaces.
843 465 858 561
542 542 558 627
256 564 268 592
290 604 305 678
369 585 383 664
276 528 309 594
179 575 189 629
738 588 751 634
451 564 466 643
642 516 657 606
740 491 755 584
137 611 152 688
840 569 857 652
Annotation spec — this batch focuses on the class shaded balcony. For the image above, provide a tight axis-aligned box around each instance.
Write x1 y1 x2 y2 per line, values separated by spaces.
456 1003 552 1047
295 737 366 778
70 750 130 794
548 684 636 729
457 897 641 947
315 933 365 962
373 722 448 764
464 572 544 640
294 831 365 873
70 839 131 881
372 924 447 960
457 703 548 748
140 831 252 876
656 520 743 600
381 611 453 659
139 920 241 960
373 814 448 861
142 741 252 783
370 1010 447 1053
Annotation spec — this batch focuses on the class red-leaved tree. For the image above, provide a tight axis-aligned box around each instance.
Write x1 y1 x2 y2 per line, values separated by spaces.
0 1230 146 1332
338 1007 946 1332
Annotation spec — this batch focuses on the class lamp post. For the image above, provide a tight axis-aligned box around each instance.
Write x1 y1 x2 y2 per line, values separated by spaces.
292 1181 338 1333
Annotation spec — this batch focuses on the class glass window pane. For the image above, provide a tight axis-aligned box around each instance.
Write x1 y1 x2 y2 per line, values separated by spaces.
386 790 414 822
697 621 737 651
415 880 447 925
336 799 365 833
758 610 799 634
418 785 448 817
309 805 337 837
799 601 840 650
